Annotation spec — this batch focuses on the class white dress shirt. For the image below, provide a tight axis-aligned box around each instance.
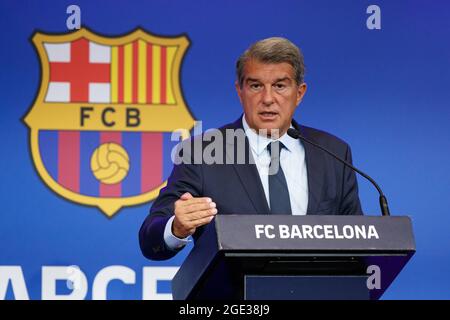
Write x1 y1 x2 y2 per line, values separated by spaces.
163 116 309 250
242 115 308 215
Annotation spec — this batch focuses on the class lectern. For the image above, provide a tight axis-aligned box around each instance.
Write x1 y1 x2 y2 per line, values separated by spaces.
172 215 415 300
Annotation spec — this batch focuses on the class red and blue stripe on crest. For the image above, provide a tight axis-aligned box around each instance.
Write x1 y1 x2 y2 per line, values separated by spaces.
38 130 174 198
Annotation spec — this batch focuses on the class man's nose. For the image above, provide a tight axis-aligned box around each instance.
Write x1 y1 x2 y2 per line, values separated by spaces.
262 86 274 105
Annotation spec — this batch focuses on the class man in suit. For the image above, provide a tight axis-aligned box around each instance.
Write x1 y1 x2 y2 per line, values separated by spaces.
139 37 363 261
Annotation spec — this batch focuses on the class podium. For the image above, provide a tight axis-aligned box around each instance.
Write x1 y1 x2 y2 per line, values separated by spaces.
171 215 415 300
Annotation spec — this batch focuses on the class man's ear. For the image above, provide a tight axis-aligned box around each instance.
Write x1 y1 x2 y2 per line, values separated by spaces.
296 82 307 104
235 81 243 104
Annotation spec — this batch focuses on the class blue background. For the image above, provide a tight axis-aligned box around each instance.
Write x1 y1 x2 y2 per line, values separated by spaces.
0 0 449 299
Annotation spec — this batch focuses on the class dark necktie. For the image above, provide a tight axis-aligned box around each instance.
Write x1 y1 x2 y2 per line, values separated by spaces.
267 141 292 215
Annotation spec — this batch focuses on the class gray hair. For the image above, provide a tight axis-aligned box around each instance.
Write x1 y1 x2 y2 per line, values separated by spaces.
236 37 305 87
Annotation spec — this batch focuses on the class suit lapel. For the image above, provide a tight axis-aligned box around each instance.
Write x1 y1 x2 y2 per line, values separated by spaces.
294 122 324 215
226 117 271 214
232 159 271 214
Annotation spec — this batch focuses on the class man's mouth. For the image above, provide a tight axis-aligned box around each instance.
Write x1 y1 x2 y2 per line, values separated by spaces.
259 112 278 119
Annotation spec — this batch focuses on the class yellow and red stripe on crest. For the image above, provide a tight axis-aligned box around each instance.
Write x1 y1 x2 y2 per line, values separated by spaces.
110 40 177 105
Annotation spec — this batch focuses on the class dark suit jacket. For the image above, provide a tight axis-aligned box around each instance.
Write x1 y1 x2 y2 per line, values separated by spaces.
139 116 363 260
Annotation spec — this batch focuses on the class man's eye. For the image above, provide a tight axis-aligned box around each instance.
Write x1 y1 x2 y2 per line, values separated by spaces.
250 83 262 90
274 83 286 90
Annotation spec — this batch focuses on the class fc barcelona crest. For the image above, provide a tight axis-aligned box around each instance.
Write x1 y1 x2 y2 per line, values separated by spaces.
24 28 195 217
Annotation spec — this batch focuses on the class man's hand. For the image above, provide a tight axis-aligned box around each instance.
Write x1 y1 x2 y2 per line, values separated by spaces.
172 192 217 238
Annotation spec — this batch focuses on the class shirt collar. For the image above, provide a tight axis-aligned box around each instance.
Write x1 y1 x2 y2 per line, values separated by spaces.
242 114 297 156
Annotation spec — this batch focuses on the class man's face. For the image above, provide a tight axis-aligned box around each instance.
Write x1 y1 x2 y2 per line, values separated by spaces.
236 59 307 137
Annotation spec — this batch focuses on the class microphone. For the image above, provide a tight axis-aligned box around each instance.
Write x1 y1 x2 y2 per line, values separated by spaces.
287 128 390 216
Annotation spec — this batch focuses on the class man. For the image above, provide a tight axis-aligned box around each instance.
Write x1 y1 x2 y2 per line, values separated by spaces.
139 37 362 261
